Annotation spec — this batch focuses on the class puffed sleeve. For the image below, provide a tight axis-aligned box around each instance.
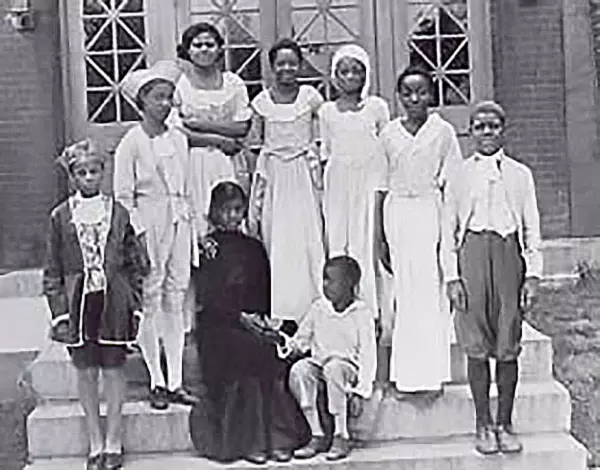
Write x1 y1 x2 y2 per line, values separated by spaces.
230 73 253 122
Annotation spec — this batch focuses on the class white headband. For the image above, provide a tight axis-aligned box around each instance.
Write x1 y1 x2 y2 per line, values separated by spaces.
330 44 371 101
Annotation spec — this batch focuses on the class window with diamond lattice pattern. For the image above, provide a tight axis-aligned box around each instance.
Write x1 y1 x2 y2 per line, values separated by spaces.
407 0 470 107
83 0 147 123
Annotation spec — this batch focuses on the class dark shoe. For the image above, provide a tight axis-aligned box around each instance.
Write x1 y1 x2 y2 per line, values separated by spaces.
294 436 329 459
149 386 169 410
86 454 103 470
244 451 268 465
325 435 351 461
270 449 292 462
169 387 199 406
102 452 124 470
496 424 523 454
475 425 499 455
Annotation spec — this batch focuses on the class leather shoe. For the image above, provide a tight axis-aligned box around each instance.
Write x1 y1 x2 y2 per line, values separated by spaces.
102 452 124 470
86 454 103 470
169 387 200 406
294 436 328 459
475 425 499 455
244 451 268 465
496 424 523 454
270 449 292 462
325 435 351 461
149 386 169 410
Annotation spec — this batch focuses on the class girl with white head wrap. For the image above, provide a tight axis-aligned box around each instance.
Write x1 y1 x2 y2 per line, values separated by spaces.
320 43 391 323
330 43 372 103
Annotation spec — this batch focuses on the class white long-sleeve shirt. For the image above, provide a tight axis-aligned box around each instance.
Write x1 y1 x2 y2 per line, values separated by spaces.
294 298 377 398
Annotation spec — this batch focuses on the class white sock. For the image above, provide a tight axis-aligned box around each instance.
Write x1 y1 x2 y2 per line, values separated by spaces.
334 412 349 439
138 312 165 389
303 407 324 437
163 291 185 391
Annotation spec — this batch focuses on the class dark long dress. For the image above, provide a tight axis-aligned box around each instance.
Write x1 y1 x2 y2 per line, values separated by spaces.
189 230 310 462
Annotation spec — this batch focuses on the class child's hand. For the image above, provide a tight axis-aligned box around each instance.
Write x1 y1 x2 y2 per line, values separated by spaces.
348 393 364 418
199 236 218 260
520 277 539 312
220 138 243 157
50 320 70 343
447 279 467 313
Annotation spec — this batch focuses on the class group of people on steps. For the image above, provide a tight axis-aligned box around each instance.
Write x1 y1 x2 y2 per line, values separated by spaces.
43 20 542 470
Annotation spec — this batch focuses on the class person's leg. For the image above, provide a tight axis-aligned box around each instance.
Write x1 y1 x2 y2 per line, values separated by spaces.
163 221 195 403
322 358 357 460
75 362 103 458
493 234 525 453
102 357 127 470
457 232 498 454
289 359 329 458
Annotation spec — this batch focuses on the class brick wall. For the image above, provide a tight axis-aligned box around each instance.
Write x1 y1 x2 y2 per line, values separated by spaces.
0 0 64 270
491 0 571 238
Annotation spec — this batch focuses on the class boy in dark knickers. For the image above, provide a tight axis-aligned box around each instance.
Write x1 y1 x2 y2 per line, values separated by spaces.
441 101 542 455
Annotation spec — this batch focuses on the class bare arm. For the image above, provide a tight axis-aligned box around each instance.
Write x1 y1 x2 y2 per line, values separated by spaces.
182 118 251 139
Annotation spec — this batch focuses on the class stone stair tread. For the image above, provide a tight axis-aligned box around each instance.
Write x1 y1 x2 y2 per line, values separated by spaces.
32 379 567 411
27 380 572 457
24 432 587 469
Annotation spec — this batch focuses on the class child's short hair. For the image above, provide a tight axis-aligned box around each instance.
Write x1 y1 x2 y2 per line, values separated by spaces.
325 255 362 287
268 38 303 66
396 65 434 93
469 100 506 126
207 181 248 225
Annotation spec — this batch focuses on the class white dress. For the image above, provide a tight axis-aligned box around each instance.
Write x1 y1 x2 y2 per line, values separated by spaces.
250 85 325 322
319 96 390 315
170 71 253 236
377 113 463 391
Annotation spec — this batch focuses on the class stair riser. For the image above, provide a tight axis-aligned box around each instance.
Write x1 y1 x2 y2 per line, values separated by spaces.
28 385 571 458
351 385 571 441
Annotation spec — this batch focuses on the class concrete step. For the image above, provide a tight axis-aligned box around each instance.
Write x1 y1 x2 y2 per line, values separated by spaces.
0 297 49 353
29 322 552 400
24 432 588 470
27 380 570 458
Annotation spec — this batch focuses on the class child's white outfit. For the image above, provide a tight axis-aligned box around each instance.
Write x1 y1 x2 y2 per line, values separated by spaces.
320 97 390 316
113 124 194 392
289 298 377 437
250 85 325 323
377 112 462 392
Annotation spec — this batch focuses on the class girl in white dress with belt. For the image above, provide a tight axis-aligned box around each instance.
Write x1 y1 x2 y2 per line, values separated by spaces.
249 38 325 324
320 44 390 321
375 66 463 401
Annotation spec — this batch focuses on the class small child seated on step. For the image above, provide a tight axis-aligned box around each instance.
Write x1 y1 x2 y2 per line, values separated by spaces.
441 101 542 455
288 256 377 461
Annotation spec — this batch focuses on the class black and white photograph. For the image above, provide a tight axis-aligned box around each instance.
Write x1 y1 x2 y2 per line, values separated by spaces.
0 0 599 468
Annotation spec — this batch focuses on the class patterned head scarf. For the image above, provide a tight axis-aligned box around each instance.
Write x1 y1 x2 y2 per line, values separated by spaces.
330 44 371 102
121 59 183 102
56 139 104 173
470 100 506 125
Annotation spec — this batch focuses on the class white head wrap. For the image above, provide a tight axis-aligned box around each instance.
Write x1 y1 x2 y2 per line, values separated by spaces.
121 59 183 101
330 44 371 101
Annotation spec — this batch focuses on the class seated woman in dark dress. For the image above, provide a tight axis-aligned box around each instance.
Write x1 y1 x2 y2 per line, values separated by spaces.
189 181 310 465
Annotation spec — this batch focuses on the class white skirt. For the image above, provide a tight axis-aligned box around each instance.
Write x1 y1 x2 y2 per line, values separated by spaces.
384 193 451 391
